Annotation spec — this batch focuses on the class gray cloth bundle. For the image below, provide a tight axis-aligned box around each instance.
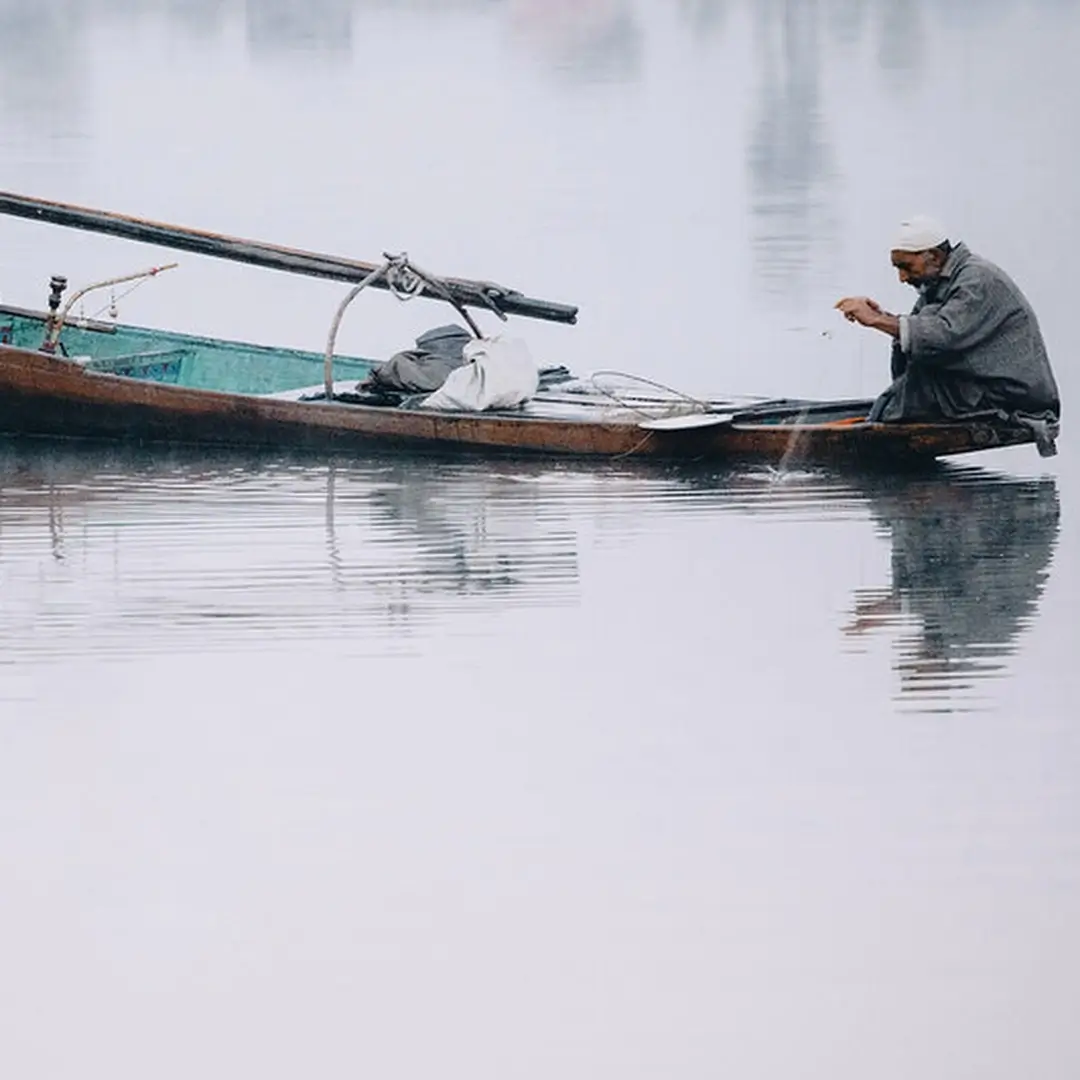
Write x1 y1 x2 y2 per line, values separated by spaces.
361 324 472 394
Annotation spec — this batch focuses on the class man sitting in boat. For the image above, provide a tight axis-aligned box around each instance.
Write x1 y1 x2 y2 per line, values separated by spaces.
834 216 1060 431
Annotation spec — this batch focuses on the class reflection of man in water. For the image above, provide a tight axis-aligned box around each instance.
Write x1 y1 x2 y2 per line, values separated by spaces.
834 216 1060 429
846 475 1060 693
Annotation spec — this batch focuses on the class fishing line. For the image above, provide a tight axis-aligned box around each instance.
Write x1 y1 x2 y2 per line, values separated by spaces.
774 323 837 477
86 274 155 321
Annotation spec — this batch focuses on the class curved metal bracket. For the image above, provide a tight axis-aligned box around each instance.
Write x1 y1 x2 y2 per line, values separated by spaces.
323 262 390 401
41 264 178 353
322 254 487 403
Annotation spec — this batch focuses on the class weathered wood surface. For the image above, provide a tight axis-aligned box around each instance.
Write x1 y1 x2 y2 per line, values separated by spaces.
0 343 1036 464
0 190 579 326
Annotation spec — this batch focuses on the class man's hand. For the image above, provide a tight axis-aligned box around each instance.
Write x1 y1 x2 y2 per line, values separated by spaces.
834 297 901 340
835 297 883 325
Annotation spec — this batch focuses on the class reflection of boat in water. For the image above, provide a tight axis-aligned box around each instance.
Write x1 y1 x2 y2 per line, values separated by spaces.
844 471 1060 707
0 439 1061 711
329 458 580 614
0 443 582 660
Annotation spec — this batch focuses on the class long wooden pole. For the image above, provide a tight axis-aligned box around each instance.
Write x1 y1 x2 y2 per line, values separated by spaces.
0 190 579 326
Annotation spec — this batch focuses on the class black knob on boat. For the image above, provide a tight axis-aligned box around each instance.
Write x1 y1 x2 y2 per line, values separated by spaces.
47 275 68 312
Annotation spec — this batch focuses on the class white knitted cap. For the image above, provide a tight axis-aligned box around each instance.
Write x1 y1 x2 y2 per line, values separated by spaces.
892 214 949 252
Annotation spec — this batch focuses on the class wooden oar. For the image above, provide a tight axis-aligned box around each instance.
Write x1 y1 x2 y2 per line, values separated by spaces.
0 190 579 326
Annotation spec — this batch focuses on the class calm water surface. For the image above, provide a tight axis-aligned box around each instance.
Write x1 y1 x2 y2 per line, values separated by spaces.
1 2 1079 1077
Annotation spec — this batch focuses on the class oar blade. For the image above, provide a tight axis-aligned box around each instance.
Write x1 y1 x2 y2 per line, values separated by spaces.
638 413 734 431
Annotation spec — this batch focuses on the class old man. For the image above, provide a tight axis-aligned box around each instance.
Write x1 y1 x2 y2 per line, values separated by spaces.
835 216 1060 432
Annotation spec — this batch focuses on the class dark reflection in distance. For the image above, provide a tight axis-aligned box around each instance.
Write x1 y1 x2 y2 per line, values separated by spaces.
825 0 870 46
0 1 1071 130
506 0 643 82
245 0 353 60
876 0 926 95
159 0 230 38
0 2 85 136
845 472 1060 710
676 0 730 38
746 0 837 297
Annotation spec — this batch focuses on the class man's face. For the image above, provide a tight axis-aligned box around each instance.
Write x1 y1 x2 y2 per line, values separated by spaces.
891 249 942 289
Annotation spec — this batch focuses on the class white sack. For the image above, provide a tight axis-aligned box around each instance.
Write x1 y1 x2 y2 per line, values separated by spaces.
419 335 539 412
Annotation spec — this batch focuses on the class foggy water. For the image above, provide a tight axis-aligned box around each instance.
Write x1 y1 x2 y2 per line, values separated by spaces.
1 2 1079 1077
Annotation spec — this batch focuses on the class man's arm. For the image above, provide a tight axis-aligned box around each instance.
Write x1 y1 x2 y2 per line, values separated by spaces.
835 297 900 339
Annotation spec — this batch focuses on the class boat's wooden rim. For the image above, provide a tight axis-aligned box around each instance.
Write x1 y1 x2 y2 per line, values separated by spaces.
0 340 1032 436
0 337 1042 465
0 305 1029 441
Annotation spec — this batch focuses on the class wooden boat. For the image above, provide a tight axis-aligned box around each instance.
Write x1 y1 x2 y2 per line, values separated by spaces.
0 191 1053 465
0 301 1044 464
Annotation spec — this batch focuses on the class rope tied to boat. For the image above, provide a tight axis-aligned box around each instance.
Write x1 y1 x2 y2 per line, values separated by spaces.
323 252 491 402
385 258 425 302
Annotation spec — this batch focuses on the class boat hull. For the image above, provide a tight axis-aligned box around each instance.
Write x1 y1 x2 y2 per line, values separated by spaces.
0 342 1039 464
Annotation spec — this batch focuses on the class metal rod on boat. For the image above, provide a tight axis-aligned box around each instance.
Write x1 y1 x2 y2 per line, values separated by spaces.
42 263 178 352
324 262 389 402
0 190 580 326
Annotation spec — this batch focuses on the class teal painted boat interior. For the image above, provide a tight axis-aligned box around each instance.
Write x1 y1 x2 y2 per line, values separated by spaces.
0 308 376 395
1 305 881 429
